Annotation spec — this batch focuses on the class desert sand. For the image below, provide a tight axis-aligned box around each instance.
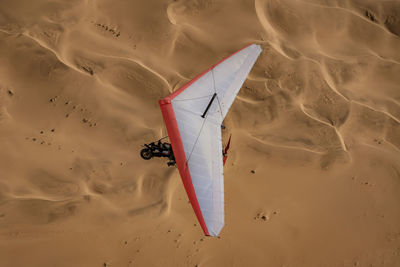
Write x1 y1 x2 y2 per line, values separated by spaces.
0 0 400 266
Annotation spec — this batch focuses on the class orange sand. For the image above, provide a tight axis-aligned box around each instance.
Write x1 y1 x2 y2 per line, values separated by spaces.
1 0 400 266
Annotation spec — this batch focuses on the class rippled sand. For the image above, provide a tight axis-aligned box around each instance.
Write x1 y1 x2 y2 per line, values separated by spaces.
1 0 400 266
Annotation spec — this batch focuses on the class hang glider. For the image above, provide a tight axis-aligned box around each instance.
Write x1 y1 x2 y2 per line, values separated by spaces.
159 44 262 236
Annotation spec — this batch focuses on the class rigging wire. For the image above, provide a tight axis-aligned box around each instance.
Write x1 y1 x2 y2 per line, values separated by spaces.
157 136 169 141
211 69 224 120
172 94 215 102
186 116 208 166
186 69 223 166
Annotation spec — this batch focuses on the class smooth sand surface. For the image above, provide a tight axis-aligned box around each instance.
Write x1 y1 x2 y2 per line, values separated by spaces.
1 0 400 266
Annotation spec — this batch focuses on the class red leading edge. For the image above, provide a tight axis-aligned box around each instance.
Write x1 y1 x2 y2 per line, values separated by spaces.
158 44 251 236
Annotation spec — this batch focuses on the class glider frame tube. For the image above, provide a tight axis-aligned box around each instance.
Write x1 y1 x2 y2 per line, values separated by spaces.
201 93 217 118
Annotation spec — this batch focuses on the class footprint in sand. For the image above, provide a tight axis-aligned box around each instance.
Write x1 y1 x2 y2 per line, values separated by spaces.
365 10 377 22
92 21 121 38
49 96 58 103
254 210 278 222
373 138 383 144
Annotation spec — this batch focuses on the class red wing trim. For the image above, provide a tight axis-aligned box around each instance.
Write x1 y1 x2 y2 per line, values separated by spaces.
223 135 231 166
159 100 210 236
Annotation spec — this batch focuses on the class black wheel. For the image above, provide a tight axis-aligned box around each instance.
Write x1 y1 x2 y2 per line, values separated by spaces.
140 148 153 160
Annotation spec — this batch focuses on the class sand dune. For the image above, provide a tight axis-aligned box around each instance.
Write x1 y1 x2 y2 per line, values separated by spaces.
1 0 400 266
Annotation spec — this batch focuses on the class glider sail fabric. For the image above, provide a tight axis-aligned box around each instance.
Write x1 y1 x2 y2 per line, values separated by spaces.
159 44 262 236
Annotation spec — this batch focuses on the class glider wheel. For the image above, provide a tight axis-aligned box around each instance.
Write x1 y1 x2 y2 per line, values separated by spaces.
140 148 153 160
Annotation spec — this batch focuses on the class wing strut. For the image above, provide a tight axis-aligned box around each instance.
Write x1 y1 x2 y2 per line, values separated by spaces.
201 93 217 118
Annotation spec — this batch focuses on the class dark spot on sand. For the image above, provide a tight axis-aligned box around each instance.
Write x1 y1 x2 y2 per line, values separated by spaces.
81 66 94 75
374 138 382 144
365 10 377 22
82 118 88 123
40 131 44 134
32 138 36 141
7 90 14 96
261 215 267 221
250 170 255 174
51 128 55 132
